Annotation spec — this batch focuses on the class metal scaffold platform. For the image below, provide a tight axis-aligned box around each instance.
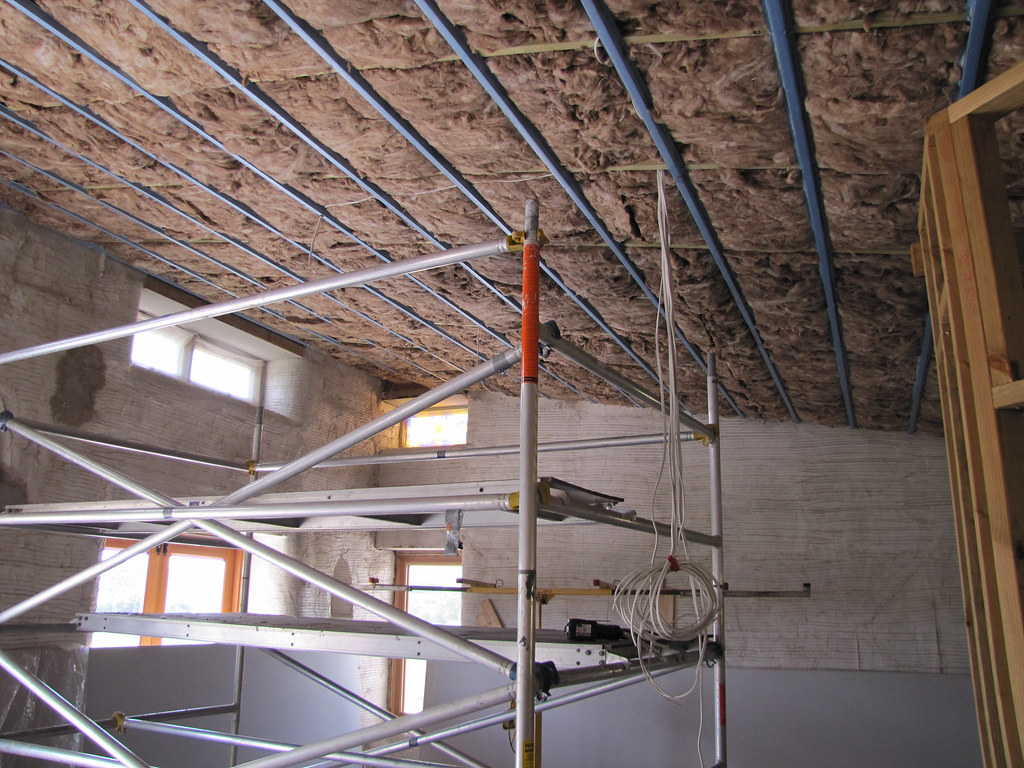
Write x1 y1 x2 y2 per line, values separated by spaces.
0 201 727 768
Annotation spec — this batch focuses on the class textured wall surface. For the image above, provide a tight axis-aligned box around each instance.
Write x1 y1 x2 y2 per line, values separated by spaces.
0 205 397 748
381 390 963 673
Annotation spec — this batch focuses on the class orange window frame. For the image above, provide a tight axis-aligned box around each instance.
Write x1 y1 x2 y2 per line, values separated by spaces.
103 538 244 645
389 552 463 714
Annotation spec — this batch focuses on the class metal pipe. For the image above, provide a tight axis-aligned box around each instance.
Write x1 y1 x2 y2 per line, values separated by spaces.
540 502 720 548
0 649 149 768
0 516 193 625
194 519 513 674
263 650 492 768
256 432 696 472
231 683 515 768
366 660 691 758
515 199 541 767
1 704 238 741
539 321 713 439
0 495 513 527
707 354 726 766
0 239 510 367
217 347 521 507
123 721 456 768
16 419 248 472
0 739 141 768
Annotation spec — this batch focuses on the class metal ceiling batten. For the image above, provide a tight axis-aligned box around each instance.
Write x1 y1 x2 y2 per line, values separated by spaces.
0 9 591 402
0 176 408 378
264 0 698 412
907 0 994 434
583 0 798 424
761 0 853 427
0 105 479 377
124 0 521 316
413 0 744 417
0 151 444 380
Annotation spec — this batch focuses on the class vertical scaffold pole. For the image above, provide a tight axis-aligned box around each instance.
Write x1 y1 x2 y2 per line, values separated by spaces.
707 353 726 766
515 199 541 768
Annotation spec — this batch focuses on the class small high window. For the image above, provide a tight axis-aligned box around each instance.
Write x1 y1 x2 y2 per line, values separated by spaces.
401 396 469 447
130 289 295 404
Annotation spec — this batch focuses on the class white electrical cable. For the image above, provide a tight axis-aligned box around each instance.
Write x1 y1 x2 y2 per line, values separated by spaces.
613 173 722 755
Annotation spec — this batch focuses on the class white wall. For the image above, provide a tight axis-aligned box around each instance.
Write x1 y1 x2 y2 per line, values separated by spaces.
381 391 964 673
421 661 982 768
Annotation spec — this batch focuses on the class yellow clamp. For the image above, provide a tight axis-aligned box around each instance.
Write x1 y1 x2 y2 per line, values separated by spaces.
247 460 257 477
111 711 127 734
505 230 550 251
508 481 552 511
698 425 720 446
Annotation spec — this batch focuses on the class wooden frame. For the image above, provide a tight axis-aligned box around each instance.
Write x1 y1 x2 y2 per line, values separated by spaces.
916 58 1024 768
388 552 463 714
101 538 245 645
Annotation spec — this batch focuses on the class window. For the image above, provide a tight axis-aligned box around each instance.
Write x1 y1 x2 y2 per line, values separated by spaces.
401 396 469 448
91 539 243 647
390 553 463 714
129 289 296 404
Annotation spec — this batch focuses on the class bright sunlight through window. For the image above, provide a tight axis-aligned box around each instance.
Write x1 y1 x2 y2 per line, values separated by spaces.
403 409 468 447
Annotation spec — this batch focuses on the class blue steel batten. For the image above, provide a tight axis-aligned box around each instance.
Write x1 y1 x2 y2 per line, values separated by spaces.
124 0 520 315
583 0 797 424
0 59 518 364
412 0 744 417
908 0 993 434
259 2 648 409
0 150 444 382
0 177 407 379
0 104 482 375
0 1 517 354
0 27 586 402
761 0 851 426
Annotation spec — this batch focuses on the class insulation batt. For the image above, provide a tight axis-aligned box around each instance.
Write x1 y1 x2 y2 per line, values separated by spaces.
0 0 974 429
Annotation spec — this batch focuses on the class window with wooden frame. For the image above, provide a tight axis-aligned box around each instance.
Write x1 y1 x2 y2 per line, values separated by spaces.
398 395 469 448
390 552 463 715
91 538 244 647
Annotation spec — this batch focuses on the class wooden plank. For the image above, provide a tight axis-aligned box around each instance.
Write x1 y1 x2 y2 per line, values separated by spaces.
948 59 1024 122
936 120 1024 766
950 116 1024 387
993 380 1024 410
477 598 503 628
910 242 925 276
926 142 1005 768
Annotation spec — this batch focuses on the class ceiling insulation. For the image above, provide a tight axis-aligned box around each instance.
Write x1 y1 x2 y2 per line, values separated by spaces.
0 0 1021 432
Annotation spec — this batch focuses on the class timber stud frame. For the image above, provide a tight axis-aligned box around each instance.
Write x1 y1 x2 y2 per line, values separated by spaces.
915 57 1024 768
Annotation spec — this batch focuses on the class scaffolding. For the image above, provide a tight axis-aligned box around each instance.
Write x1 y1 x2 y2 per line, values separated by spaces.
0 203 726 768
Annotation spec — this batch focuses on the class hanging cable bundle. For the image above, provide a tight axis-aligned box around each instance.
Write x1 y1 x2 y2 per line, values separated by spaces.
614 171 722 703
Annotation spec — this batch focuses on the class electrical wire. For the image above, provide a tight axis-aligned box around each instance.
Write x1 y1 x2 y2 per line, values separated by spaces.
612 170 722 765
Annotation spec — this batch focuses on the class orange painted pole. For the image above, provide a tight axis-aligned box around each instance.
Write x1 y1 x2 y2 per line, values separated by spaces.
516 198 541 768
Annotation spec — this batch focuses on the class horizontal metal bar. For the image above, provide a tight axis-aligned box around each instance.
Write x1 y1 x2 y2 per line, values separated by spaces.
1 704 238 741
0 494 512 526
0 238 509 366
0 739 134 768
17 419 248 472
256 432 697 472
541 502 719 548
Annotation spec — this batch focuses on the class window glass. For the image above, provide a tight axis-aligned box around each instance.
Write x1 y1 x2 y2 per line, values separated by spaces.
400 562 462 714
130 327 189 376
165 554 227 613
404 410 468 447
189 345 258 401
91 547 149 648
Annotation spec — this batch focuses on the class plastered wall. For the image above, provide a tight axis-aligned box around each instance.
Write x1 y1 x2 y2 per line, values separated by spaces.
0 205 397 744
381 390 964 673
